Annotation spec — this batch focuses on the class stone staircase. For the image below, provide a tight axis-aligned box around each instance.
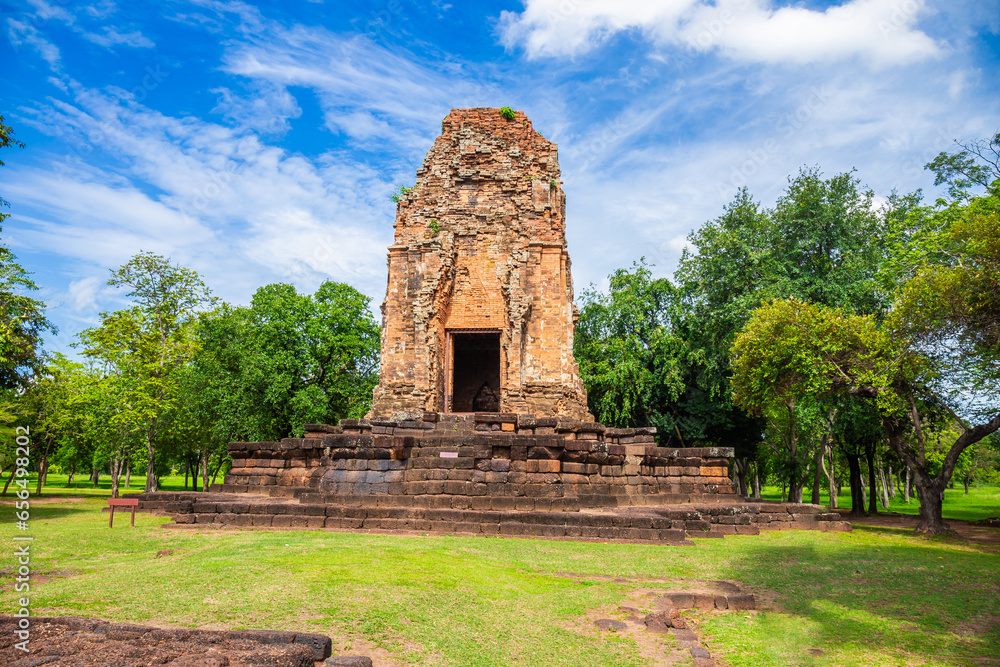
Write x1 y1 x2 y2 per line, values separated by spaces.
129 488 850 544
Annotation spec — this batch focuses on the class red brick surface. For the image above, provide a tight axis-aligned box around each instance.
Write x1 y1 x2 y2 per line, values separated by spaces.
370 108 591 419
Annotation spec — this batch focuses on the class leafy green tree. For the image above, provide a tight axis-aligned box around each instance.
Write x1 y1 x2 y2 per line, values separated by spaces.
671 187 771 472
672 170 905 497
0 115 54 389
191 281 380 441
160 363 231 491
574 262 683 428
0 354 91 495
925 132 1000 201
79 252 213 492
731 294 1000 534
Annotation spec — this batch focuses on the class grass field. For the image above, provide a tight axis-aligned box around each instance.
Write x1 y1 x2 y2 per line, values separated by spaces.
757 483 1000 522
21 472 1000 523
1 489 998 666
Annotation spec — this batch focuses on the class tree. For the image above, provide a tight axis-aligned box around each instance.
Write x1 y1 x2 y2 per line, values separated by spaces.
191 282 380 442
574 262 683 428
731 294 1000 534
0 115 54 389
925 132 1000 201
673 170 906 498
79 252 213 492
671 187 771 472
830 397 885 516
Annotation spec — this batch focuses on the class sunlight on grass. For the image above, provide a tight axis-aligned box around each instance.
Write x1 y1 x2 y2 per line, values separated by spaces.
1 497 997 666
757 483 1000 522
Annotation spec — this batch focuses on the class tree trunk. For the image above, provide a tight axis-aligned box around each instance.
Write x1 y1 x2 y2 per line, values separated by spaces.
734 457 749 497
781 479 786 502
92 467 100 488
845 453 864 516
124 461 131 490
913 471 950 534
35 435 54 496
904 466 911 503
822 445 838 509
788 469 803 504
865 442 878 515
964 478 970 494
67 465 75 487
878 466 889 510
201 450 210 493
184 458 189 490
887 465 897 499
752 464 761 499
811 444 823 505
1 468 15 496
145 434 157 493
110 454 123 499
210 456 225 488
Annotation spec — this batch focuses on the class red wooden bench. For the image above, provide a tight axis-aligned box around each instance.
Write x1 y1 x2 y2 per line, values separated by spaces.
108 498 139 527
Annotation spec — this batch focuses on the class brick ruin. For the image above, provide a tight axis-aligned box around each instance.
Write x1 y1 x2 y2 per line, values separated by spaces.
132 108 850 542
371 108 591 420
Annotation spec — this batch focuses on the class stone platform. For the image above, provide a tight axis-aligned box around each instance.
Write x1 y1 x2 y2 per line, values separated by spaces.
222 413 740 508
133 490 849 544
131 413 850 543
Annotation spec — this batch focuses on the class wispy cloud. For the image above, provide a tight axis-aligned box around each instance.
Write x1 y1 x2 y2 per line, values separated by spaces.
8 80 397 321
500 0 942 66
12 0 154 62
2 0 997 357
6 18 62 70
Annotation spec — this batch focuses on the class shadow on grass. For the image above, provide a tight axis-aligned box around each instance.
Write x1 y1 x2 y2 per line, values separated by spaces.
721 540 1000 662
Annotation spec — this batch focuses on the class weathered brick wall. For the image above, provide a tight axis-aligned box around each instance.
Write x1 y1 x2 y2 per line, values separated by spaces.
223 418 737 508
371 107 591 419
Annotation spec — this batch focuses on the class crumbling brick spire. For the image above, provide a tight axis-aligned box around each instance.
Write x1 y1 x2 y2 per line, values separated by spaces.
370 107 592 420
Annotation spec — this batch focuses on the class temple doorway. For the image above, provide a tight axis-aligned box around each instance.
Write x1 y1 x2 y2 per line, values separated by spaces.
447 330 501 413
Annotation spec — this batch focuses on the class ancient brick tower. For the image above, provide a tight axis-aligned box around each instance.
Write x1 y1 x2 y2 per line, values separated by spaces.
370 108 592 420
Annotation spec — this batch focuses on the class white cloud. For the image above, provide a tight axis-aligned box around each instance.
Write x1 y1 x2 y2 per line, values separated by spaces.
211 83 302 136
66 276 102 313
79 27 155 49
9 79 397 313
679 0 941 66
6 18 62 70
499 0 697 58
500 0 942 66
217 26 498 149
11 0 154 65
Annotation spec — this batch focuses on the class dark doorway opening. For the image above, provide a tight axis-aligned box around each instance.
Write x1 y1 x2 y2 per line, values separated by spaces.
450 331 501 413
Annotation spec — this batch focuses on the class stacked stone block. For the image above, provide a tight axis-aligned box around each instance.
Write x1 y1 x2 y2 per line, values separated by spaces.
134 491 850 542
221 414 739 508
370 108 591 419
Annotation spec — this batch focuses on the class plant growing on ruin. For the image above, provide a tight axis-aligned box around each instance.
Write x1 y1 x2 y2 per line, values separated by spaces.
499 106 515 120
428 219 441 235
550 179 557 190
389 184 415 203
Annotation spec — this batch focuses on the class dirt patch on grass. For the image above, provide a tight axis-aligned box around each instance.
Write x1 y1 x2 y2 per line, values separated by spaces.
958 614 1000 638
311 624 406 667
559 601 692 666
0 568 79 593
0 496 91 505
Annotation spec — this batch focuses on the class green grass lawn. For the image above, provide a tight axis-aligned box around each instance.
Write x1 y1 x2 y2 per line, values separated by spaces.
6 471 221 497
758 483 1000 522
23 472 1000 522
1 495 998 666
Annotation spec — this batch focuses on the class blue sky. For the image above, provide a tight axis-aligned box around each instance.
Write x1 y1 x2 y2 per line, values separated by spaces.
2 0 999 355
